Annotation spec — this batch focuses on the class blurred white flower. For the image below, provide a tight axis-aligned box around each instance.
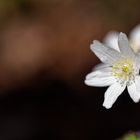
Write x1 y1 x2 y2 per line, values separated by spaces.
104 24 140 53
85 32 140 109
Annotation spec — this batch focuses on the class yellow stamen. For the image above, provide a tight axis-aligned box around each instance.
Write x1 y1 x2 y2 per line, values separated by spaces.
122 65 129 73
112 58 133 81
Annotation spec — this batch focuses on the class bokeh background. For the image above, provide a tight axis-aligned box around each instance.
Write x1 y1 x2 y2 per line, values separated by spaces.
0 0 140 139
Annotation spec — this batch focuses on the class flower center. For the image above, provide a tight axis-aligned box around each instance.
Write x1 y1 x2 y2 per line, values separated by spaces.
122 65 129 73
112 58 133 81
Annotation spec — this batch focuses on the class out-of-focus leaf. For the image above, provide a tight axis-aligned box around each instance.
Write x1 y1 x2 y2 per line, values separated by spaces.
118 133 139 140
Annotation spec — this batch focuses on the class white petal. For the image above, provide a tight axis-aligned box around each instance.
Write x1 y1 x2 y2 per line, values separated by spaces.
130 25 140 53
127 82 140 103
93 63 111 71
135 75 140 94
90 40 122 64
135 53 140 69
103 82 126 109
118 32 134 59
103 31 120 52
85 67 116 87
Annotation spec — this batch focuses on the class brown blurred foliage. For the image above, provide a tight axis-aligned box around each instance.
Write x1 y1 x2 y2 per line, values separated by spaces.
0 0 140 90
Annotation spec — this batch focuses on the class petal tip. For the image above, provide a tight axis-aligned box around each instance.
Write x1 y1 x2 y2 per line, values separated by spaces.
93 40 102 45
133 98 140 103
84 79 88 85
119 32 127 38
103 102 112 109
93 40 99 43
90 40 102 51
84 79 92 86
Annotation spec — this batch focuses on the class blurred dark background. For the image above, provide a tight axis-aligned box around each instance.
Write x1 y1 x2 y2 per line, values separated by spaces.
0 0 140 139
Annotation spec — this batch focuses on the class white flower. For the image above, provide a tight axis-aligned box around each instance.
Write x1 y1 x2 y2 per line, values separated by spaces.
85 31 140 109
104 25 140 53
103 25 140 69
